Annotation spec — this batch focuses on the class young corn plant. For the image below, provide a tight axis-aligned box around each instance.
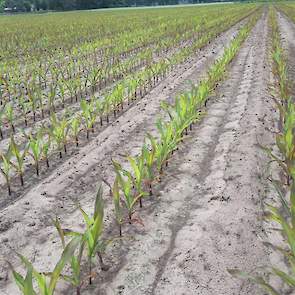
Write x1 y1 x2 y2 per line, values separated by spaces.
112 84 124 116
47 84 57 114
127 155 148 208
103 98 111 124
0 150 13 195
146 133 166 178
8 236 82 295
58 81 67 108
70 115 82 147
27 133 43 176
155 119 179 174
260 101 295 186
8 257 36 295
103 177 124 236
66 79 76 104
126 78 138 104
65 185 109 285
27 88 38 122
141 144 156 195
9 136 28 186
229 181 295 294
0 106 5 139
36 87 45 119
53 218 86 295
95 99 105 126
81 99 97 140
50 114 70 158
5 103 15 134
89 68 102 94
112 160 144 223
18 95 30 127
41 132 51 168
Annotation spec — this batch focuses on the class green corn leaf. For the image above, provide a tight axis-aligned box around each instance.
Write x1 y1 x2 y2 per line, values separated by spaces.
94 185 104 220
128 156 141 184
272 267 295 287
48 235 82 293
53 217 65 248
228 269 280 295
15 254 46 295
23 265 35 295
79 207 93 228
7 261 26 293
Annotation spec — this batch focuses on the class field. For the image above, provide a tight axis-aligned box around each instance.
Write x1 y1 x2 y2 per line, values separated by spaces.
0 3 294 295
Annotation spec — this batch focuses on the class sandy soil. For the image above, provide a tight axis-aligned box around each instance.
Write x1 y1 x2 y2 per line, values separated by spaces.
0 9 278 295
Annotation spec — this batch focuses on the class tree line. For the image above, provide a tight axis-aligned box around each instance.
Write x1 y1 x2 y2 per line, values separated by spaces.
1 0 227 12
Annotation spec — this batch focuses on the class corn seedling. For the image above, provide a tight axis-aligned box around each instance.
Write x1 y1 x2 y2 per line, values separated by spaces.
70 115 82 147
54 217 86 295
41 133 51 168
27 133 43 176
156 119 179 171
50 114 70 158
0 106 5 139
113 159 144 223
142 143 156 195
127 155 148 208
5 103 15 133
103 177 124 236
27 88 38 122
0 150 13 195
65 185 108 284
80 99 97 140
18 95 30 127
95 99 104 126
47 84 57 114
9 136 28 186
8 236 82 295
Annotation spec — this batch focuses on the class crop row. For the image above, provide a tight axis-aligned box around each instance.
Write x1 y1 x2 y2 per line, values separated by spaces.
0 6 249 93
275 2 295 23
7 11 261 295
0 5 256 63
0 7 259 197
0 6 257 139
229 7 295 294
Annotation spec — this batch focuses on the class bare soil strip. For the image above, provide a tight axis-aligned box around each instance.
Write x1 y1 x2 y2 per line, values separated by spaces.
0 10 274 295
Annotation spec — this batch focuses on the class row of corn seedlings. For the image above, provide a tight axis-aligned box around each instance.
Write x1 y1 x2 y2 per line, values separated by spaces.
0 46 152 134
7 13 260 295
228 7 295 294
0 8 260 197
275 2 295 24
0 8 231 112
0 7 257 140
108 11 261 236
